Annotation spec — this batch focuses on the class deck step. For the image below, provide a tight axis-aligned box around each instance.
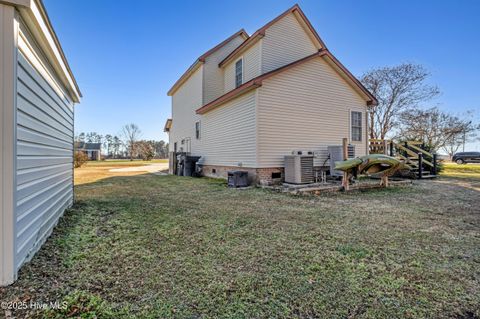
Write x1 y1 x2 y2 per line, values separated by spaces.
370 140 440 181
421 171 431 174
418 174 437 179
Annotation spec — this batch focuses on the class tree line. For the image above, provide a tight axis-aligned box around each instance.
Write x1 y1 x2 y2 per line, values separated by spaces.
75 124 169 160
360 63 479 158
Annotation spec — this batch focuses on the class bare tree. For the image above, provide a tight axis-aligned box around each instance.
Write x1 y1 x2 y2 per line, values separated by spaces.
122 124 142 161
442 112 479 159
360 63 440 140
398 107 479 156
136 140 155 161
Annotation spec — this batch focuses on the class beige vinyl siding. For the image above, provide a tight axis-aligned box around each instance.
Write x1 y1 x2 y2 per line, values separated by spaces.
261 13 317 74
203 34 245 105
223 40 262 93
15 42 74 268
244 41 262 83
257 57 368 168
170 65 203 153
223 61 235 93
198 90 257 167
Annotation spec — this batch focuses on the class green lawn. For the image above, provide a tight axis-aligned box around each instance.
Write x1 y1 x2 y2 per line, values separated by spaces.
442 162 480 179
1 163 479 318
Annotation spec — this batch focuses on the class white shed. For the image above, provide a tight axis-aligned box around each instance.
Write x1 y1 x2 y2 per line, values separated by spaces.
0 0 81 286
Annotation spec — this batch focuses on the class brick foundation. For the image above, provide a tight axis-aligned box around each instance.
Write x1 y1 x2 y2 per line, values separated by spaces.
255 167 284 185
200 165 284 185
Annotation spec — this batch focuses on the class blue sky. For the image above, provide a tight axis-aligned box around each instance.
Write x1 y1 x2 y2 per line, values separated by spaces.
44 0 480 149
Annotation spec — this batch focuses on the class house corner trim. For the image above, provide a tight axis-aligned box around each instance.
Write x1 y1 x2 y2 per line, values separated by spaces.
0 3 17 286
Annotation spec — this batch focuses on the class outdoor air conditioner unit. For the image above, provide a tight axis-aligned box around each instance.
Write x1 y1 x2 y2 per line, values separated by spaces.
328 145 355 177
284 155 314 184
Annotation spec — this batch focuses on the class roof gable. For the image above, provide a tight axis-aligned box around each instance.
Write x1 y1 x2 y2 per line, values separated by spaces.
167 29 249 96
75 142 101 150
219 4 325 68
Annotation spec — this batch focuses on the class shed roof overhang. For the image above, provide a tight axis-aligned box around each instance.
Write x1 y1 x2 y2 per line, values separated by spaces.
4 0 82 102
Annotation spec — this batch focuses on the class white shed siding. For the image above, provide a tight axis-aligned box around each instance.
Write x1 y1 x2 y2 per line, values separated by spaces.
223 40 262 93
1 3 78 286
199 91 257 167
17 21 71 104
15 44 74 268
261 13 317 74
170 65 203 153
257 57 367 168
203 34 245 105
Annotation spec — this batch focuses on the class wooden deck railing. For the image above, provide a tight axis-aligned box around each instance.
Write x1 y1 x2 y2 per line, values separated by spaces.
368 139 438 178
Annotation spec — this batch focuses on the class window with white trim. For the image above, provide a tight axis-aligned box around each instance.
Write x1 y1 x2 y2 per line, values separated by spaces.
351 111 362 142
235 59 243 88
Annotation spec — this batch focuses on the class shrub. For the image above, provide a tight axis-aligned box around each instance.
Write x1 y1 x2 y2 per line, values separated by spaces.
74 151 88 168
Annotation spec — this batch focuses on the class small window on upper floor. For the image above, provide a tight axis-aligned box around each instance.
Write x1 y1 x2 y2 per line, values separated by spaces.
235 58 243 88
351 111 362 142
195 121 200 139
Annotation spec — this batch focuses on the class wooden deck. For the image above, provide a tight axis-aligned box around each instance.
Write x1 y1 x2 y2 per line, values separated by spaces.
369 139 439 179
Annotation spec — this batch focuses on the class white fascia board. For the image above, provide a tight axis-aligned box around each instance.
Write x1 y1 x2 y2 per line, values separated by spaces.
17 0 81 102
0 0 31 7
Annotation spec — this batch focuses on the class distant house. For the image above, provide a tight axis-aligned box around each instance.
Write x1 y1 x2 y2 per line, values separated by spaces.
75 142 102 161
165 4 377 184
0 0 81 285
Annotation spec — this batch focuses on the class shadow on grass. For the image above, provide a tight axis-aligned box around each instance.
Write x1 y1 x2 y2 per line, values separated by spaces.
1 172 479 318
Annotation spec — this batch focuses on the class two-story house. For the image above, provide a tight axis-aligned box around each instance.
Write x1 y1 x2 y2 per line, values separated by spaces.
165 4 377 184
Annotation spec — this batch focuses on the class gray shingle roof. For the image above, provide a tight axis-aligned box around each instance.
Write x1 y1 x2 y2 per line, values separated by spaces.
75 142 102 150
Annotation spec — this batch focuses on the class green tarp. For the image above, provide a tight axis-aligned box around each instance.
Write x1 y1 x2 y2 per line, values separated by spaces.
335 154 407 176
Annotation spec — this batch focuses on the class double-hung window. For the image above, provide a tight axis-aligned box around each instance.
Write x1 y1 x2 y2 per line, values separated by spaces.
235 58 243 88
351 111 362 142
